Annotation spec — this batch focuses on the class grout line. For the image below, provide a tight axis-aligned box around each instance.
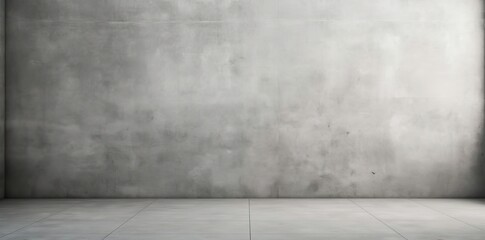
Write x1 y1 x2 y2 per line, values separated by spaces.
348 199 408 240
0 200 77 238
248 199 252 240
102 199 155 240
409 199 485 231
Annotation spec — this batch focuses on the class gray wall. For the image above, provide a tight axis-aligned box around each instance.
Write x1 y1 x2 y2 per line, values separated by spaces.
0 0 4 199
6 0 485 197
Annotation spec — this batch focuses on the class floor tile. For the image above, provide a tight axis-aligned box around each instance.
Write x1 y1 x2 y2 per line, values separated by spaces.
251 233 404 240
250 199 371 221
352 199 420 208
106 233 250 240
46 200 151 221
16 219 125 234
403 232 485 240
412 199 485 230
138 199 248 221
0 221 32 237
251 210 373 221
116 220 249 234
359 207 452 221
0 233 105 240
251 219 395 234
412 199 485 210
353 199 460 221
0 200 74 222
384 219 482 235
149 199 248 207
251 199 360 209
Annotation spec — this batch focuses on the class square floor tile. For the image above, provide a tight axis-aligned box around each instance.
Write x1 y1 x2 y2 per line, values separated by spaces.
0 233 105 240
17 220 124 234
106 233 250 240
251 220 395 234
116 220 249 234
0 221 32 236
251 233 404 240
384 219 482 235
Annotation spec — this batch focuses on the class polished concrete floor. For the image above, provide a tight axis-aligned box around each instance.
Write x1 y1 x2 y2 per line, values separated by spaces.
0 199 484 240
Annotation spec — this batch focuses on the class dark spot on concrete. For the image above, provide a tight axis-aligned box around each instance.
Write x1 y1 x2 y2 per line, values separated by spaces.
330 138 340 147
372 172 375 175
319 174 334 181
103 102 123 121
157 152 168 164
308 181 320 192
132 131 156 147
229 56 244 76
346 131 350 135
102 80 112 88
104 146 131 172
91 134 102 141
134 110 155 124
162 129 189 143
320 148 329 157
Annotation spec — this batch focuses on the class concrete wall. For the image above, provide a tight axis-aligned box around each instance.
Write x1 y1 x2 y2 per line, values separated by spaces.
5 0 484 197
0 0 4 199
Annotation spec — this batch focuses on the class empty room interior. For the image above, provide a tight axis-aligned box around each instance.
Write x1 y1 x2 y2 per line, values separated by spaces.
1 0 485 239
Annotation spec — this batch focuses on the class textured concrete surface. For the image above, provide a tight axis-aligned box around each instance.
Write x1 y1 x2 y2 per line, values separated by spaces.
0 0 4 199
5 0 485 197
1 199 485 239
